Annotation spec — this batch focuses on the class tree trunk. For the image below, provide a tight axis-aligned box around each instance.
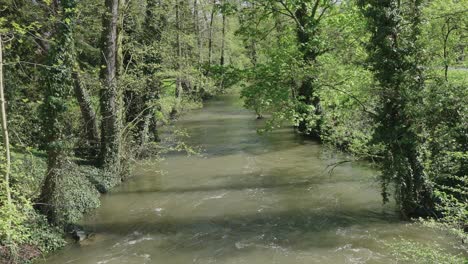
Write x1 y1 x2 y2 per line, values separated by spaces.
99 0 122 185
294 2 322 137
38 0 77 222
208 0 216 68
249 40 257 66
141 0 164 143
72 70 99 157
194 0 202 64
138 86 160 155
442 20 456 82
220 6 226 66
0 35 12 208
117 0 126 77
360 0 433 217
175 0 182 98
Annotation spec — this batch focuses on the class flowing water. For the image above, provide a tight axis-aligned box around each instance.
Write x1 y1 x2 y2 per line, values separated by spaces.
42 94 466 264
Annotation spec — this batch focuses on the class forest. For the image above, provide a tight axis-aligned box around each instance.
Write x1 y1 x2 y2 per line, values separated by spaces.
0 0 467 263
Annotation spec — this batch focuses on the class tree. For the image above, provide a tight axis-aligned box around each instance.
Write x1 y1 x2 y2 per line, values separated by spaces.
175 0 182 98
38 0 78 221
422 0 468 81
239 0 336 137
220 0 226 66
208 0 216 68
123 0 165 152
271 0 336 136
138 0 166 147
99 0 122 187
359 0 433 217
194 0 202 64
290 0 330 136
0 33 12 238
72 70 99 158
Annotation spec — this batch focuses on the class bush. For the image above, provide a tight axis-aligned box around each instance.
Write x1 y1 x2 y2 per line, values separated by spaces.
49 162 101 226
0 146 66 264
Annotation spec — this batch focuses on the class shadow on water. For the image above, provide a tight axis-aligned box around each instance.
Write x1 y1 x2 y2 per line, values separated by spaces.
82 206 399 249
161 129 310 157
114 168 363 195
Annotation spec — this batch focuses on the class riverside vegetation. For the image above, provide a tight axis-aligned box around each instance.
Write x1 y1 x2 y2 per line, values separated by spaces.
0 0 467 263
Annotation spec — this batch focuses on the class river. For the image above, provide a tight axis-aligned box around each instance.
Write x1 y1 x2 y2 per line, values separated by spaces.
42 94 465 263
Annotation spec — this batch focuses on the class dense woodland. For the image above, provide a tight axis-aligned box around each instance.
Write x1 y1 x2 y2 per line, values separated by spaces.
0 0 467 263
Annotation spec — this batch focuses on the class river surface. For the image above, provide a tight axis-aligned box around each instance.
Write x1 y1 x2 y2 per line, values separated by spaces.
42 94 465 263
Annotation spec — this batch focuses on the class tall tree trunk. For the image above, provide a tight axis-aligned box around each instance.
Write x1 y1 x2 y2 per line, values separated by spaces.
360 0 433 217
248 1 257 66
140 0 164 144
126 0 166 148
38 0 77 222
99 0 122 186
194 0 202 64
442 20 456 82
139 85 160 154
208 0 216 68
250 40 257 66
175 0 182 98
294 2 322 137
117 0 126 77
220 6 226 66
0 35 12 209
72 70 99 157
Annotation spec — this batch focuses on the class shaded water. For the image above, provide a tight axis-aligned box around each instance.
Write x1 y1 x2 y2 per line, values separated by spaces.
42 94 465 263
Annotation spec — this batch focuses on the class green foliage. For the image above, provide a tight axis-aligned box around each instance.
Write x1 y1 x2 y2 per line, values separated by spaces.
49 163 100 225
206 65 243 94
430 190 468 240
418 79 468 238
358 0 436 217
0 146 65 262
24 213 66 254
0 146 41 245
0 192 28 245
319 58 376 155
421 0 468 72
241 36 300 121
388 239 467 264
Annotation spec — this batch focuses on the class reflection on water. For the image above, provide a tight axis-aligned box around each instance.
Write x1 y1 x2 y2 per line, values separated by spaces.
42 94 465 264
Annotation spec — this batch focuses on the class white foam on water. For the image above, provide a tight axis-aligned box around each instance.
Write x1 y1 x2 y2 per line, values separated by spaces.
96 257 118 264
206 192 228 199
126 236 154 245
235 241 252 249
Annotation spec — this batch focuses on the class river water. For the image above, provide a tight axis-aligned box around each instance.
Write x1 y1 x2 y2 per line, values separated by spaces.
42 94 465 263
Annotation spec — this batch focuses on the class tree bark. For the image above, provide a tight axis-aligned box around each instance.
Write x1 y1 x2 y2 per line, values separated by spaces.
0 35 12 207
208 0 216 68
72 70 99 156
139 85 160 153
194 0 202 64
220 4 226 66
99 0 122 181
140 0 164 143
175 0 182 98
38 0 77 222
442 19 456 82
294 1 322 137
360 0 433 217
